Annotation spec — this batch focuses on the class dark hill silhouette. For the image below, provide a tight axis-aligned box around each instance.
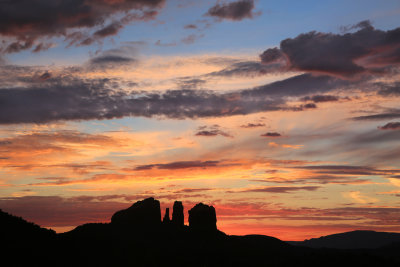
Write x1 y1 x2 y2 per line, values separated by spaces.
2 198 400 266
288 230 400 249
0 208 55 239
1 209 57 266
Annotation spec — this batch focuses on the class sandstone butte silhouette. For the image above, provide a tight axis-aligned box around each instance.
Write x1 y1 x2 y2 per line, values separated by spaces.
110 197 217 232
2 197 400 267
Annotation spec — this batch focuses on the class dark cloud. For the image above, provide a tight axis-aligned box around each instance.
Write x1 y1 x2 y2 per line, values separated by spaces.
5 39 35 53
253 174 370 185
173 188 212 193
0 77 272 124
0 140 12 146
184 24 198 29
206 0 258 21
301 103 317 109
294 165 399 176
134 160 220 171
378 122 400 130
261 132 281 137
87 46 137 69
242 73 349 97
0 0 165 53
260 47 285 64
301 95 339 103
93 22 123 38
0 73 348 124
260 21 400 78
304 175 369 185
240 123 266 128
208 61 284 77
35 177 72 185
340 20 374 33
32 42 55 53
377 82 400 96
235 186 320 193
195 125 232 138
90 55 135 65
38 72 52 81
195 130 229 137
352 111 400 121
285 102 318 112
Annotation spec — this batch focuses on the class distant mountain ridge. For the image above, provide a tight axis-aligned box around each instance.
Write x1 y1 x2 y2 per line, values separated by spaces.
288 230 400 249
1 198 400 266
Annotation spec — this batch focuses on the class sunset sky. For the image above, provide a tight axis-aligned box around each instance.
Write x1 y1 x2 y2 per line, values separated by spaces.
1 0 400 241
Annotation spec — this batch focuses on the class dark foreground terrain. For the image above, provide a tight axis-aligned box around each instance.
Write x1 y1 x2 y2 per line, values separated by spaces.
2 197 400 267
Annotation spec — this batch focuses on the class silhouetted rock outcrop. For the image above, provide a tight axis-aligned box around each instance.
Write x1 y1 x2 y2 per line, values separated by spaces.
188 203 217 231
111 197 161 227
172 201 184 227
163 207 170 223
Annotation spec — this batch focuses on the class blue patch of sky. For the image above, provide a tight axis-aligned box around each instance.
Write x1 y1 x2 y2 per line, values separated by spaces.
6 0 400 65
79 116 199 134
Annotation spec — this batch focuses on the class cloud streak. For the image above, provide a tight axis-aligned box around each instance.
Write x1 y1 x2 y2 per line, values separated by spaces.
378 122 400 130
240 123 266 128
301 95 340 103
134 160 220 171
234 186 320 193
261 132 281 137
195 125 232 138
294 165 399 176
352 109 400 121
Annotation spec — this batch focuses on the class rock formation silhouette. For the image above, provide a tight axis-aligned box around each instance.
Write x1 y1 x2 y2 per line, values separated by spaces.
188 203 217 231
172 200 184 227
110 197 218 232
111 197 161 227
162 207 170 223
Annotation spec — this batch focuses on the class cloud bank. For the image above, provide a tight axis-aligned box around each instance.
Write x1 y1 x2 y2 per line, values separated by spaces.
0 73 345 124
260 21 400 78
0 0 165 53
